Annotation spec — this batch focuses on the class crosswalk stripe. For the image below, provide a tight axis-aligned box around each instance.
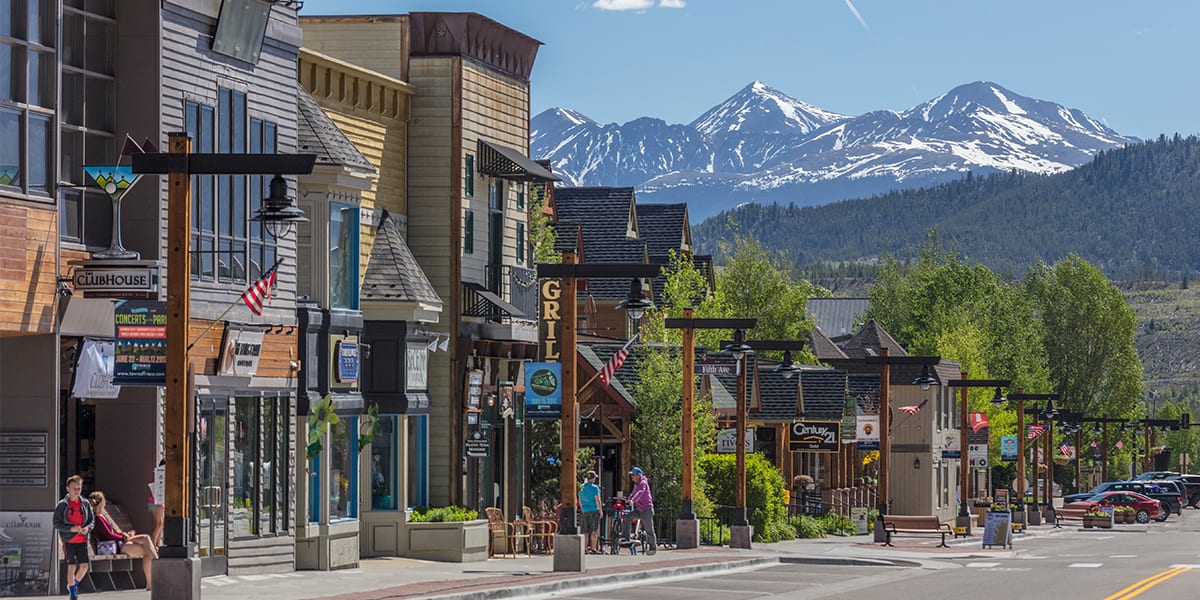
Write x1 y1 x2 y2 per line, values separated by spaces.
1069 563 1104 568
966 562 1001 568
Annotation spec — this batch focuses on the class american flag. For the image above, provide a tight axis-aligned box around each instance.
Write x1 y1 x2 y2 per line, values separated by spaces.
1059 443 1072 458
1027 425 1045 440
897 399 927 415
1116 440 1124 450
241 261 281 316
599 334 637 387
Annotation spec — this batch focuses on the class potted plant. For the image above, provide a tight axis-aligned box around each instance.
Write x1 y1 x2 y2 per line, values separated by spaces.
1114 506 1135 524
1009 501 1025 531
793 474 815 490
403 506 489 562
1082 507 1113 529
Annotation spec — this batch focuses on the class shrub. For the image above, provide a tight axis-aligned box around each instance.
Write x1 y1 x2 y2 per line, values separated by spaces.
409 506 479 523
818 513 857 536
698 453 795 542
789 515 825 539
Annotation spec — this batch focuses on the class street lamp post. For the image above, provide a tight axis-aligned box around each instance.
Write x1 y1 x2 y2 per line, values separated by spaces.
132 134 314 600
947 376 1009 536
664 312 756 549
1007 392 1058 526
536 255 660 572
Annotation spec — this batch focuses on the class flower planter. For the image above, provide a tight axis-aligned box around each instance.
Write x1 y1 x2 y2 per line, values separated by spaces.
1082 515 1113 529
403 519 490 562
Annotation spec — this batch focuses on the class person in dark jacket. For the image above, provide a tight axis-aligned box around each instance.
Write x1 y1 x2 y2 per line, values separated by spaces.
52 475 93 599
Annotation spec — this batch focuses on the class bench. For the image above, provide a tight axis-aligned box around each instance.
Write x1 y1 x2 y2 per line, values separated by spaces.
1055 507 1088 528
880 515 953 548
59 503 143 591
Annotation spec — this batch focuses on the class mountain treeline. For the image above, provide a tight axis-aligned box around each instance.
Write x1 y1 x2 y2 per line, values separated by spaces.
693 134 1200 282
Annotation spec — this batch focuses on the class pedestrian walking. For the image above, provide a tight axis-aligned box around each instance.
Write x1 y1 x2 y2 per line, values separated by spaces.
627 467 656 555
53 475 93 599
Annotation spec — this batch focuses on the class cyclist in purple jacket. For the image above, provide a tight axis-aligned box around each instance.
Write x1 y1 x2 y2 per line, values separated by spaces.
627 467 656 555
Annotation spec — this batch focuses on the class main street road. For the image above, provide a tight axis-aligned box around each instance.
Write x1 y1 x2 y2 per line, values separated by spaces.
552 511 1200 600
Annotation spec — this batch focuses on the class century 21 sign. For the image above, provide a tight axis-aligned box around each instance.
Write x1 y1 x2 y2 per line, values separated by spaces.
789 420 841 453
540 279 562 361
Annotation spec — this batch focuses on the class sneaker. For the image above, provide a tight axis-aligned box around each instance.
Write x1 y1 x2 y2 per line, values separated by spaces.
647 547 657 555
68 582 77 599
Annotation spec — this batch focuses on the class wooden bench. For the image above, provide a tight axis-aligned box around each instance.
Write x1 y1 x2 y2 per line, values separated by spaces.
880 515 953 548
59 503 142 591
1055 507 1088 528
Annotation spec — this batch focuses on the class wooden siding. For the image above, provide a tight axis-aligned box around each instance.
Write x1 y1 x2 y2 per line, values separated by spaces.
187 318 298 379
298 18 409 81
0 203 57 334
159 4 301 324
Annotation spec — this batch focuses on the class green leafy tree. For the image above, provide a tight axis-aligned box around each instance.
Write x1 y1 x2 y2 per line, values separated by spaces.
528 184 559 265
1024 254 1143 417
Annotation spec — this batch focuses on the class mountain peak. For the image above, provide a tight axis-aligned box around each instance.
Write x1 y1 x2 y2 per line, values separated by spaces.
690 81 848 138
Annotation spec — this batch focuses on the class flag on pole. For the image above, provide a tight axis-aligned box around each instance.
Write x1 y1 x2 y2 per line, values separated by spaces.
240 261 281 316
1116 440 1124 450
1059 443 1072 458
897 398 927 415
599 335 637 387
969 411 989 433
1027 425 1045 440
426 338 438 352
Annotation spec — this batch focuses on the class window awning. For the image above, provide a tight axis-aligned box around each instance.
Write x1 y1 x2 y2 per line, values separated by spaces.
463 281 526 319
59 297 115 338
476 140 560 182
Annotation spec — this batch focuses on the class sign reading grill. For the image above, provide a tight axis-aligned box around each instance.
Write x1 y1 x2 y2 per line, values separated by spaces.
73 267 158 296
789 420 840 453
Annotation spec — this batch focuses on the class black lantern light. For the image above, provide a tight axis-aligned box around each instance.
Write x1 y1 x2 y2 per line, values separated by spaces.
615 277 654 323
772 350 802 379
912 364 937 390
990 386 1007 406
722 328 753 359
250 174 308 240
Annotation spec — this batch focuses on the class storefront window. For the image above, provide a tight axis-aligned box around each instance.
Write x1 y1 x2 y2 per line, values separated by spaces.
308 454 320 524
329 416 358 520
408 415 428 509
232 397 259 537
259 399 275 534
370 416 397 510
329 201 359 309
277 398 289 532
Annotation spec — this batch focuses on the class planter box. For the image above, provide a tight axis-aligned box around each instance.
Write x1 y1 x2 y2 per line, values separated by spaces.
403 519 490 562
1082 515 1113 529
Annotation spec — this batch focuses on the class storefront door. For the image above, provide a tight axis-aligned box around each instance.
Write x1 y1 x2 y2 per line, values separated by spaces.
197 397 229 576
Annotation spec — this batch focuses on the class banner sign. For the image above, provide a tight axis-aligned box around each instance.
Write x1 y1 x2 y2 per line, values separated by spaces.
0 511 54 596
112 300 167 386
941 431 961 459
71 340 121 399
856 415 880 450
539 279 562 361
789 420 840 453
1000 435 1018 463
969 444 989 468
524 362 562 420
717 428 753 454
218 324 265 377
982 511 1012 549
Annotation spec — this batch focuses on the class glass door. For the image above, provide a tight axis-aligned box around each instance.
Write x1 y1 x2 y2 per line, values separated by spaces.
197 397 229 576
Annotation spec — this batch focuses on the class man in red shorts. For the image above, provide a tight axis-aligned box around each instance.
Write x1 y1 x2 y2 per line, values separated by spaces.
53 475 94 599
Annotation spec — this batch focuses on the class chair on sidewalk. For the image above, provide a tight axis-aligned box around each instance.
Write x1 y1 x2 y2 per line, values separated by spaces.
485 507 531 558
522 506 556 554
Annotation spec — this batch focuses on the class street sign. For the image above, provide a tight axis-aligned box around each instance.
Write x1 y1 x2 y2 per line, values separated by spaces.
856 416 879 450
465 430 489 459
941 431 961 459
695 361 738 376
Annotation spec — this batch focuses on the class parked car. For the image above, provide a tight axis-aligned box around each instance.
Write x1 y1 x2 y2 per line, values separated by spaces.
1063 481 1179 519
1065 491 1162 523
1145 479 1189 511
1176 474 1200 507
1133 471 1180 481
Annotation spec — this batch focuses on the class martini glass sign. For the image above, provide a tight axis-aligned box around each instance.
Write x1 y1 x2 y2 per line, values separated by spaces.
83 165 142 259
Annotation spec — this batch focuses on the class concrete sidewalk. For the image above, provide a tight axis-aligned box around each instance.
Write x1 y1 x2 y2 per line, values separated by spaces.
31 524 1065 600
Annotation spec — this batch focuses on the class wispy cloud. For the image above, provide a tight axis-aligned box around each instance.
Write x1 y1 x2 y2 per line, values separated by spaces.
659 0 687 7
843 0 870 32
593 0 655 10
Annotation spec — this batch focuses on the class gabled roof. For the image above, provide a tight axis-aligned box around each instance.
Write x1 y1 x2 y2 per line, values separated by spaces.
753 367 799 421
296 83 375 174
809 327 848 361
578 343 637 406
807 297 869 342
798 368 848 419
840 319 907 358
553 220 582 255
362 211 442 306
635 203 690 260
710 353 756 412
554 187 650 299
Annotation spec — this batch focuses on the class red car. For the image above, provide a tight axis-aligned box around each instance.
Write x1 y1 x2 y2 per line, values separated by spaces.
1066 491 1162 523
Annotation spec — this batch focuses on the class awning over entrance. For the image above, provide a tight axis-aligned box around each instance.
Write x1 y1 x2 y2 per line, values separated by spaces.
59 296 115 338
463 282 526 319
476 140 560 182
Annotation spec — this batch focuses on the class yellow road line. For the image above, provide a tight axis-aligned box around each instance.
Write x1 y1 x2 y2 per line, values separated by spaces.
1103 566 1191 600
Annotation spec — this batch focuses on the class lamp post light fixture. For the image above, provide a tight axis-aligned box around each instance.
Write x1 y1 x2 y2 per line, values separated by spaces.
663 313 757 549
250 174 309 240
132 134 314 600
717 338 806 549
1008 392 1059 526
948 377 1010 535
536 254 662 572
773 350 802 379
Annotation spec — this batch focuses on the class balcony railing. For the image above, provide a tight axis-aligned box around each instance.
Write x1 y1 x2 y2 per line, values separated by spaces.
468 264 537 323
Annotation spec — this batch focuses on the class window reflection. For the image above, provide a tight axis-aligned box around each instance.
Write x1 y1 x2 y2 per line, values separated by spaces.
370 416 396 510
329 416 357 520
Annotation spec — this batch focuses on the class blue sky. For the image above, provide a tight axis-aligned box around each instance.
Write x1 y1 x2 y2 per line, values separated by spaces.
299 1 1200 139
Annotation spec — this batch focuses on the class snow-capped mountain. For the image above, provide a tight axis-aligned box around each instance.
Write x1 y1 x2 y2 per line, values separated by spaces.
531 81 1137 220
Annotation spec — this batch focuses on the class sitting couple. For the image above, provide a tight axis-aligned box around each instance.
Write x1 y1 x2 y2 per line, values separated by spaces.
54 476 158 598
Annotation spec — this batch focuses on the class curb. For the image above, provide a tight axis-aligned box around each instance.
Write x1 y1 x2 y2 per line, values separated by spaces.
425 556 780 600
778 555 920 568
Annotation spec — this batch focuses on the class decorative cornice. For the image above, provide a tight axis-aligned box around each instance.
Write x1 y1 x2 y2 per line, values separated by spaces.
298 48 414 121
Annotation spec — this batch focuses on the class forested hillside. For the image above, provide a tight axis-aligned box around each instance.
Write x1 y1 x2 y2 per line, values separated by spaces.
693 135 1200 281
